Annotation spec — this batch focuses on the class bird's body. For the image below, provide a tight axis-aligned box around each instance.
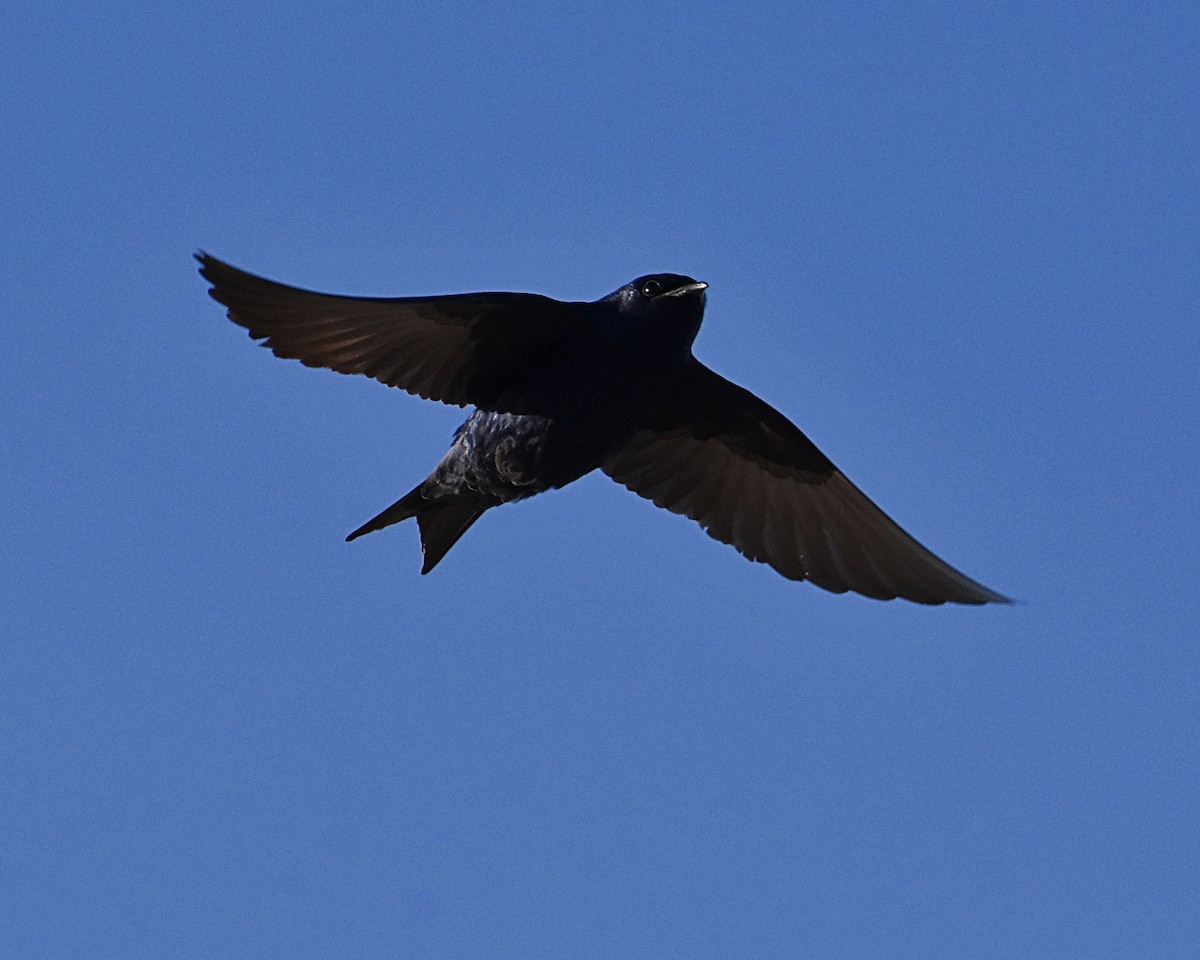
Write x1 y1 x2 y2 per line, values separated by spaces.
199 253 1008 604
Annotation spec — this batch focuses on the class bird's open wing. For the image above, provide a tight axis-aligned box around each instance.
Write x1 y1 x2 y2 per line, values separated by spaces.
198 253 586 410
602 362 1008 605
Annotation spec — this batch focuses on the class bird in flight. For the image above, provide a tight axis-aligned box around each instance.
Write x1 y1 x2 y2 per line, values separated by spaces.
198 253 1008 605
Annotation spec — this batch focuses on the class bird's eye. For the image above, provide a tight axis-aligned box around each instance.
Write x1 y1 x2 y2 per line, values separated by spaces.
640 279 663 298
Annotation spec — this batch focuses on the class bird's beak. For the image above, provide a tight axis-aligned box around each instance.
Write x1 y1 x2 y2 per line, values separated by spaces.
662 281 708 298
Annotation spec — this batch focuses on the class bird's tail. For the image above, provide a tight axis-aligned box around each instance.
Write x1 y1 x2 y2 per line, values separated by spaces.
346 484 487 574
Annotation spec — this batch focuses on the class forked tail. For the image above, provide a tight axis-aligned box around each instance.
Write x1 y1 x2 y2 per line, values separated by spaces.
346 485 487 574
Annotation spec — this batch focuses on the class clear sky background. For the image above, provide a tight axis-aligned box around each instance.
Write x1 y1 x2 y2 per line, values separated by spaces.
3 2 1197 957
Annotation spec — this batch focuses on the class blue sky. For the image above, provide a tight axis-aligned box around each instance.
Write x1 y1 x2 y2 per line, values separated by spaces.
3 1 1197 957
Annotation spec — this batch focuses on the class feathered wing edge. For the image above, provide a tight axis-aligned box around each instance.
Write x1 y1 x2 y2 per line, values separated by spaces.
603 363 1009 605
197 252 582 411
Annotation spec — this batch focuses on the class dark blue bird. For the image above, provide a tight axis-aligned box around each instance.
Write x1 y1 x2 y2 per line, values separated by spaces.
198 253 1008 605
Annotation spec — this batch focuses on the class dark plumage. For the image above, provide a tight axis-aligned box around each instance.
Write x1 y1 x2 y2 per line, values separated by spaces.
198 253 1008 604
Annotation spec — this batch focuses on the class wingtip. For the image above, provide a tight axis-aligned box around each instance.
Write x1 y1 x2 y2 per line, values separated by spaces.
345 522 372 542
963 578 1015 606
195 250 226 288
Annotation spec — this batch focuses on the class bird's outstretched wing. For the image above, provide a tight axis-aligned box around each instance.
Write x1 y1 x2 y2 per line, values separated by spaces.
603 362 1008 605
198 253 587 410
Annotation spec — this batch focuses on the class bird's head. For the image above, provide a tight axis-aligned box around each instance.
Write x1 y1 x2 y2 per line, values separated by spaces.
606 274 708 354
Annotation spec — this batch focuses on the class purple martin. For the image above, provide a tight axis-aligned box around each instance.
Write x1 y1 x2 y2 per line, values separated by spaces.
198 253 1008 605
